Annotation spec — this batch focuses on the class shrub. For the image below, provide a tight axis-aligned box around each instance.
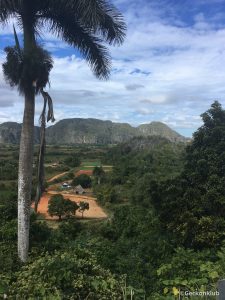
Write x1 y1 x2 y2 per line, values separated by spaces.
72 174 92 188
9 248 124 299
48 194 79 221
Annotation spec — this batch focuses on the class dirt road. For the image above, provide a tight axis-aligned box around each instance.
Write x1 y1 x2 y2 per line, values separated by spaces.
38 168 108 220
34 191 107 220
47 171 69 183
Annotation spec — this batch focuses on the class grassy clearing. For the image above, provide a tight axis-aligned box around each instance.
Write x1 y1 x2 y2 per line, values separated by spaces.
81 160 101 167
79 166 95 170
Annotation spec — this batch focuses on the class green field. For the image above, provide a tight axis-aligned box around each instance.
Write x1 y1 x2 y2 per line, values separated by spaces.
80 161 113 172
81 160 102 167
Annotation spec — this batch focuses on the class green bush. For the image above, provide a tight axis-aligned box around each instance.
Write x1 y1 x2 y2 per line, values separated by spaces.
58 218 81 239
9 249 124 299
48 194 79 221
64 155 81 167
72 174 92 188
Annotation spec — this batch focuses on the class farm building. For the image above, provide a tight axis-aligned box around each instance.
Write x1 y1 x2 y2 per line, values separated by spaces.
74 185 85 195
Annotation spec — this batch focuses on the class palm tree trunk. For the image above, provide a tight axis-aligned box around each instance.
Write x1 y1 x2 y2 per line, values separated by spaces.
17 12 37 262
18 91 35 262
34 98 47 213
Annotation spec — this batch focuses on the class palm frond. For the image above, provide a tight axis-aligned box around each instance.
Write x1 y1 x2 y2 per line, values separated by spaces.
75 0 127 45
35 89 55 212
45 0 126 46
3 44 53 95
42 10 111 79
13 24 22 57
0 0 21 22
3 46 22 87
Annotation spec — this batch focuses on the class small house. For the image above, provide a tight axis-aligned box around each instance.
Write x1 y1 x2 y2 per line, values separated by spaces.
74 185 85 195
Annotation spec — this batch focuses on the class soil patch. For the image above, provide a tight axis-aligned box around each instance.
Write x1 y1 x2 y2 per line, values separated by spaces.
33 191 107 220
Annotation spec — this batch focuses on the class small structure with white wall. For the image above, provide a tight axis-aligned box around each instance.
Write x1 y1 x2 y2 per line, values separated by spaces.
74 185 85 195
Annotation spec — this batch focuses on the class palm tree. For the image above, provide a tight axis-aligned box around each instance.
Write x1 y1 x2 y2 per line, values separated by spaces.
0 0 126 262
3 30 55 214
93 166 105 184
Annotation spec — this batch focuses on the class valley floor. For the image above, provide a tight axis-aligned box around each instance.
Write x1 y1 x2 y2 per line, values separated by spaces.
33 191 107 220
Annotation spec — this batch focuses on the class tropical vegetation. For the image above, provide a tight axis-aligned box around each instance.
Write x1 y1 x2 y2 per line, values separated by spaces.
0 0 126 262
0 102 225 298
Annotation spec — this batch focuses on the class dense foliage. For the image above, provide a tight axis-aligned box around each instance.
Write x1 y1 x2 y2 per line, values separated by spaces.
0 160 18 180
48 194 79 221
151 101 225 248
64 154 81 167
9 248 124 299
93 166 106 184
1 102 225 298
72 174 92 188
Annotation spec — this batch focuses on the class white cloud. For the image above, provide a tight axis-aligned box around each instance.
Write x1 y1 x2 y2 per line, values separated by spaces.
136 107 154 115
1 0 225 137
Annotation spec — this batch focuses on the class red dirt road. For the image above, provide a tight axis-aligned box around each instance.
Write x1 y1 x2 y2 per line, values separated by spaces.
48 169 93 183
48 171 69 183
33 191 107 220
42 168 107 220
76 170 93 176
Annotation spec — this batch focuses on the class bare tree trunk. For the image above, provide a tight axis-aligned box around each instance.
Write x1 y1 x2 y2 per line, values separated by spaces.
18 91 35 262
34 99 47 213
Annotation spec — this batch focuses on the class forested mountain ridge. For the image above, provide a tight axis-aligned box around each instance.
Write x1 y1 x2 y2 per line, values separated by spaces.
137 121 186 143
0 118 189 144
0 122 40 144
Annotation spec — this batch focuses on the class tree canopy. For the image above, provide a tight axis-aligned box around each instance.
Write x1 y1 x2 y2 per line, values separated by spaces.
9 248 124 299
48 194 78 221
151 101 225 248
72 174 92 188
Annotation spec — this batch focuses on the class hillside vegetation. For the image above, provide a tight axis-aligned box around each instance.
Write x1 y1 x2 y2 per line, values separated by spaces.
0 118 188 145
0 102 225 299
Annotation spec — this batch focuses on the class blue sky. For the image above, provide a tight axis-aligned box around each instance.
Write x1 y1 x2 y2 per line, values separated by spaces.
1 0 225 137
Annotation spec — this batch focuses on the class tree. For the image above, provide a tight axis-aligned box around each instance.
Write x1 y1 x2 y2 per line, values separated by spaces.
96 185 119 205
78 201 90 218
72 174 92 188
8 249 124 299
64 155 81 168
48 194 78 221
152 102 225 248
156 247 219 298
93 166 105 184
0 0 126 262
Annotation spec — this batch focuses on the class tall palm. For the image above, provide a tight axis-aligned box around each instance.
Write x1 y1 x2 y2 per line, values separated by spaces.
0 0 126 262
93 166 105 184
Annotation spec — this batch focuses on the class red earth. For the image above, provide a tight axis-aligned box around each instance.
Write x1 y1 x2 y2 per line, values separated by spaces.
76 170 93 176
32 191 107 220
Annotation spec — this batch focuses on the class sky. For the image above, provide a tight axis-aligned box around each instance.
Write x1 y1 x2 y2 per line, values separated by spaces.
1 0 225 137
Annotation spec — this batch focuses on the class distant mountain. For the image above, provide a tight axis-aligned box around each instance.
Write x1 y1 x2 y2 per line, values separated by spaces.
137 121 187 143
117 135 172 152
0 122 40 144
45 118 137 144
0 118 189 145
